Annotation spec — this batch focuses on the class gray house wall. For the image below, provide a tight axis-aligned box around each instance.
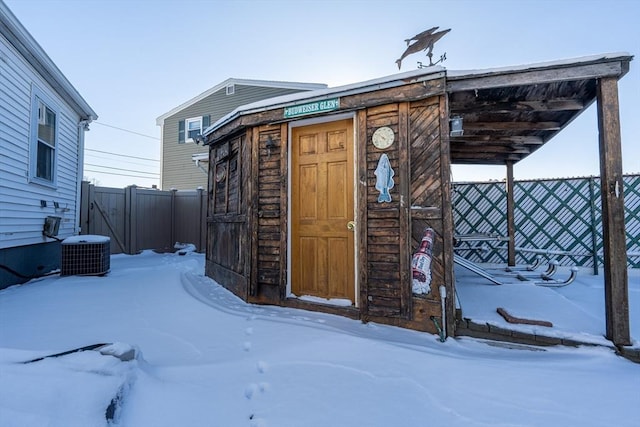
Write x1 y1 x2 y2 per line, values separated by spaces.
160 84 322 190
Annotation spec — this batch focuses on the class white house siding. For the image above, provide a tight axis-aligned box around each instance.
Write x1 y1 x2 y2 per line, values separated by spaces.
0 31 82 250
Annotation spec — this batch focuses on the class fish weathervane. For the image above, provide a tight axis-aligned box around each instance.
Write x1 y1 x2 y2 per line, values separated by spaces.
396 26 451 69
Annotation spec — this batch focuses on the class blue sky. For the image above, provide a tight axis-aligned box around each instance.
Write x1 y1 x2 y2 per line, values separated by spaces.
5 0 639 188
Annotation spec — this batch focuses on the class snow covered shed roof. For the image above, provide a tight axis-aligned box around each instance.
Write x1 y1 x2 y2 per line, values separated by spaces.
203 53 632 166
0 2 97 121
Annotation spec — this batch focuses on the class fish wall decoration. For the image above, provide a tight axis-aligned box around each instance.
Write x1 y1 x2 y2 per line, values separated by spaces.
374 154 395 203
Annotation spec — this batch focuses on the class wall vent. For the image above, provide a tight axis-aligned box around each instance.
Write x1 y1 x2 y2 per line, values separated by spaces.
61 235 111 276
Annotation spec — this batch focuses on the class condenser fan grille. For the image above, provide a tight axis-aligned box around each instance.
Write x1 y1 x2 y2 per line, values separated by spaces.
61 236 110 276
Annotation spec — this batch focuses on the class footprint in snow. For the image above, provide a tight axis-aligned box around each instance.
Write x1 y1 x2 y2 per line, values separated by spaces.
256 360 267 374
245 327 253 336
243 341 252 351
245 383 258 399
249 415 267 427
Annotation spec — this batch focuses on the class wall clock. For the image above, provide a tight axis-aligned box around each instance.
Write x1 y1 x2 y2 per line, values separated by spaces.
372 126 395 149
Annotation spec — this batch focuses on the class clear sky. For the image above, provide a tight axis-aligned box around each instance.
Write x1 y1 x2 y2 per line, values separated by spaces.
5 0 639 188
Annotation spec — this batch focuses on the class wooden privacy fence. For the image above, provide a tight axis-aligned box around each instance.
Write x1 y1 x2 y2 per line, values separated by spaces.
80 182 207 255
452 174 640 271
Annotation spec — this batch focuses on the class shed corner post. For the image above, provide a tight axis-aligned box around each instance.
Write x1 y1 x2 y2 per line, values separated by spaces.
597 76 630 346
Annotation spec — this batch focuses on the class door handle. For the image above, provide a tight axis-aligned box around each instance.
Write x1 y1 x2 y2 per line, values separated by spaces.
347 221 356 231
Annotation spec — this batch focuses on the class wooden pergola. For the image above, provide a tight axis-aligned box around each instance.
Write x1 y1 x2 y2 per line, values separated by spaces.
445 53 633 346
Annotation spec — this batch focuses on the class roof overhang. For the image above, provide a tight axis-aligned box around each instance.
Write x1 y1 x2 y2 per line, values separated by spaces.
446 53 632 165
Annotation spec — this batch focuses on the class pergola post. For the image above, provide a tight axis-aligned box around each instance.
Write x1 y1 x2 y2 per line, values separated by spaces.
506 161 516 266
596 77 630 346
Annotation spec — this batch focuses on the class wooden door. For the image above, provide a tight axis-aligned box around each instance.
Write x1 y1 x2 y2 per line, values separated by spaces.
291 119 355 302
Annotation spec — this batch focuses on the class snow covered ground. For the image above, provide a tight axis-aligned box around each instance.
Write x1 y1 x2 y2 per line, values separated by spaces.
0 250 638 427
455 262 640 347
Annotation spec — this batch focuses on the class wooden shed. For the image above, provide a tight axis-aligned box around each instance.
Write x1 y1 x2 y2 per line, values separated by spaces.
201 53 633 344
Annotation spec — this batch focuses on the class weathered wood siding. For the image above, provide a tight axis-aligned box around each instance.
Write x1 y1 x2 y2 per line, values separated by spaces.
360 96 452 333
205 84 453 334
206 134 249 299
251 125 287 303
408 97 454 333
361 104 407 319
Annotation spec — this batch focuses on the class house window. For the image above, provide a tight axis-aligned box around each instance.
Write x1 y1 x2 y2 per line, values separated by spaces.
178 115 210 144
30 87 58 185
185 117 202 143
226 84 235 95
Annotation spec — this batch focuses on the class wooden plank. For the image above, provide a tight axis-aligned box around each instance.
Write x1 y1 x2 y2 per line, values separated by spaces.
450 98 585 113
357 110 369 315
206 261 247 300
398 101 411 319
207 214 247 223
447 62 625 92
279 123 289 301
284 298 361 320
596 77 630 346
450 135 544 144
464 121 561 131
410 206 441 220
368 252 400 263
341 79 445 110
249 129 259 297
439 95 455 336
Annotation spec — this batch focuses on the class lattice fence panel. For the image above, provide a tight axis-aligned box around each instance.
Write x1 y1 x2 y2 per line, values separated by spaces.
452 174 640 269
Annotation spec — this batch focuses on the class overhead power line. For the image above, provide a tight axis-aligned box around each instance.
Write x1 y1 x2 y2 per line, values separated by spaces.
85 148 160 162
84 169 159 179
93 121 160 140
85 163 159 176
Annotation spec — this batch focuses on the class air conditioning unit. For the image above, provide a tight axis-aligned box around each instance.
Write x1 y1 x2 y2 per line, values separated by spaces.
61 235 110 276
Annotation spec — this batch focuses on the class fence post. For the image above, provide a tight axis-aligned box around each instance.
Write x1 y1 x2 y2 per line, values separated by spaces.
123 185 137 255
197 187 205 253
171 189 177 248
80 181 90 235
588 176 599 275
